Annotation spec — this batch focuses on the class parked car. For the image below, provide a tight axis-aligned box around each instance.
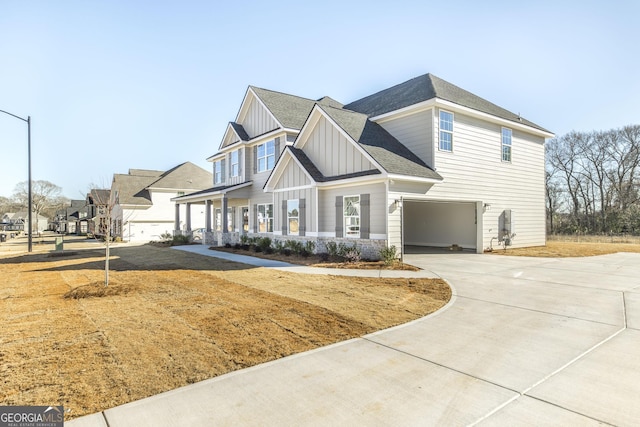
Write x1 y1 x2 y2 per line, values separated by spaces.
192 228 206 241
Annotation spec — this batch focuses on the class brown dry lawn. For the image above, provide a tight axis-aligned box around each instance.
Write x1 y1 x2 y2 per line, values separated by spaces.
0 244 450 420
490 239 640 257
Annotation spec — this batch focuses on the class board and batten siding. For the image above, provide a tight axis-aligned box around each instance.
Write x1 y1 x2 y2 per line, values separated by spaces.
226 148 245 186
317 183 387 237
221 129 239 149
378 109 434 168
240 95 278 139
275 159 311 190
431 108 546 249
274 188 316 234
304 116 376 176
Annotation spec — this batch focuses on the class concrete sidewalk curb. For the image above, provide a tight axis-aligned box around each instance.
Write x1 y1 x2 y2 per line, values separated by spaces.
170 244 442 278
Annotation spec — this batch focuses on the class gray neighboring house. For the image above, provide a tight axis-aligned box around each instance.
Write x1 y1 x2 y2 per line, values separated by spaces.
174 73 553 257
1 212 48 233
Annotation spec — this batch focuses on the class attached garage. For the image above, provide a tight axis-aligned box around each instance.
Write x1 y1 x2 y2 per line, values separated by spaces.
125 222 172 242
402 200 482 253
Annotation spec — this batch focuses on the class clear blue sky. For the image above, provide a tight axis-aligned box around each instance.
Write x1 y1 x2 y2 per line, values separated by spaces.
1 1 638 199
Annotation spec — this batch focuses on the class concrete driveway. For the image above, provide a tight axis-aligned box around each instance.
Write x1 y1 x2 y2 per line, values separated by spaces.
69 251 640 426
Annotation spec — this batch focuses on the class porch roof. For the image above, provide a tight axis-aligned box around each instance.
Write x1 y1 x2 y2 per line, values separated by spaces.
171 181 252 202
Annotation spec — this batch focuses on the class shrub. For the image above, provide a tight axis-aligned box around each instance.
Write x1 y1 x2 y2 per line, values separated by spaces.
317 252 330 262
285 240 304 255
224 243 232 248
272 240 285 254
240 235 250 245
234 243 241 249
326 241 340 259
304 240 316 255
171 234 190 245
160 232 173 242
257 237 272 252
282 248 292 256
379 245 398 266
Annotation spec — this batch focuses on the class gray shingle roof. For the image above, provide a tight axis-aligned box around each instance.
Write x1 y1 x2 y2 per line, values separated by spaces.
250 87 317 130
249 87 345 131
344 73 550 133
318 105 442 181
113 174 157 205
148 162 213 190
89 189 110 205
287 147 381 182
114 162 212 206
229 122 249 141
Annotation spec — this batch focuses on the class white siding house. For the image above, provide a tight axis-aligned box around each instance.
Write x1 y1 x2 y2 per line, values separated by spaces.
174 73 553 257
111 162 212 242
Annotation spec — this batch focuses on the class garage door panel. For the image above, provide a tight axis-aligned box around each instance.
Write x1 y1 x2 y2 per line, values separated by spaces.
404 201 476 249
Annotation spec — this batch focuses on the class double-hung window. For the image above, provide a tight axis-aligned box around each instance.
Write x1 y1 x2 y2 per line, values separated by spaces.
287 199 299 236
502 128 512 162
257 204 273 232
257 140 275 172
230 150 239 177
439 110 454 152
344 195 360 238
214 159 224 184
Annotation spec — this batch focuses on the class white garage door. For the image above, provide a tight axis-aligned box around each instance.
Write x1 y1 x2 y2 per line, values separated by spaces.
403 201 477 250
126 222 171 242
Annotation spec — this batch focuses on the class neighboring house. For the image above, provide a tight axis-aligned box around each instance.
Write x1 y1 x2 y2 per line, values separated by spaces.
111 162 213 242
1 213 23 232
53 200 90 234
174 73 553 256
86 189 111 237
2 212 48 233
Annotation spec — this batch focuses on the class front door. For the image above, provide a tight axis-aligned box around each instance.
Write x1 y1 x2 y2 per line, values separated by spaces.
242 207 249 233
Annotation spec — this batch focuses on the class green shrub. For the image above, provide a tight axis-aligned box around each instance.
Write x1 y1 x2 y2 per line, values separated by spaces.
304 240 316 254
171 234 190 245
285 239 304 255
160 232 173 242
257 237 272 252
326 241 339 259
379 245 398 266
272 240 285 254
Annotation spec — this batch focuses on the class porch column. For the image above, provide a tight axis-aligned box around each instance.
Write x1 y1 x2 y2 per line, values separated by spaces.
205 200 212 232
186 203 192 232
174 203 180 231
221 197 228 234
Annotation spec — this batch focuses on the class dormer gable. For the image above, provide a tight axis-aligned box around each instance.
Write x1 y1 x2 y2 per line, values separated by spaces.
219 122 250 150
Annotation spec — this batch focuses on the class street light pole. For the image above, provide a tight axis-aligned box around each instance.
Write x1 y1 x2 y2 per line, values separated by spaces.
0 109 33 252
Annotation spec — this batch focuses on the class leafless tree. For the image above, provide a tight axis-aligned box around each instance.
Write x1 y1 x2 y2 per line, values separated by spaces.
546 124 640 234
87 185 114 286
12 180 63 233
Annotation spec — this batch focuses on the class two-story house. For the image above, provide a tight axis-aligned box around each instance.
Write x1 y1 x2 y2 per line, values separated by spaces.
174 73 553 256
111 162 213 242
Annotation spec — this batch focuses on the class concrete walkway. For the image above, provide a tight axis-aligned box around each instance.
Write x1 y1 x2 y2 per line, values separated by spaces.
68 249 640 426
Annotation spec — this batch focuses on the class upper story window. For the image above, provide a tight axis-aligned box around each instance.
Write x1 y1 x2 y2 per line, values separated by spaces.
502 127 512 162
439 110 454 152
343 195 360 238
214 159 224 184
230 150 239 177
257 140 275 172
